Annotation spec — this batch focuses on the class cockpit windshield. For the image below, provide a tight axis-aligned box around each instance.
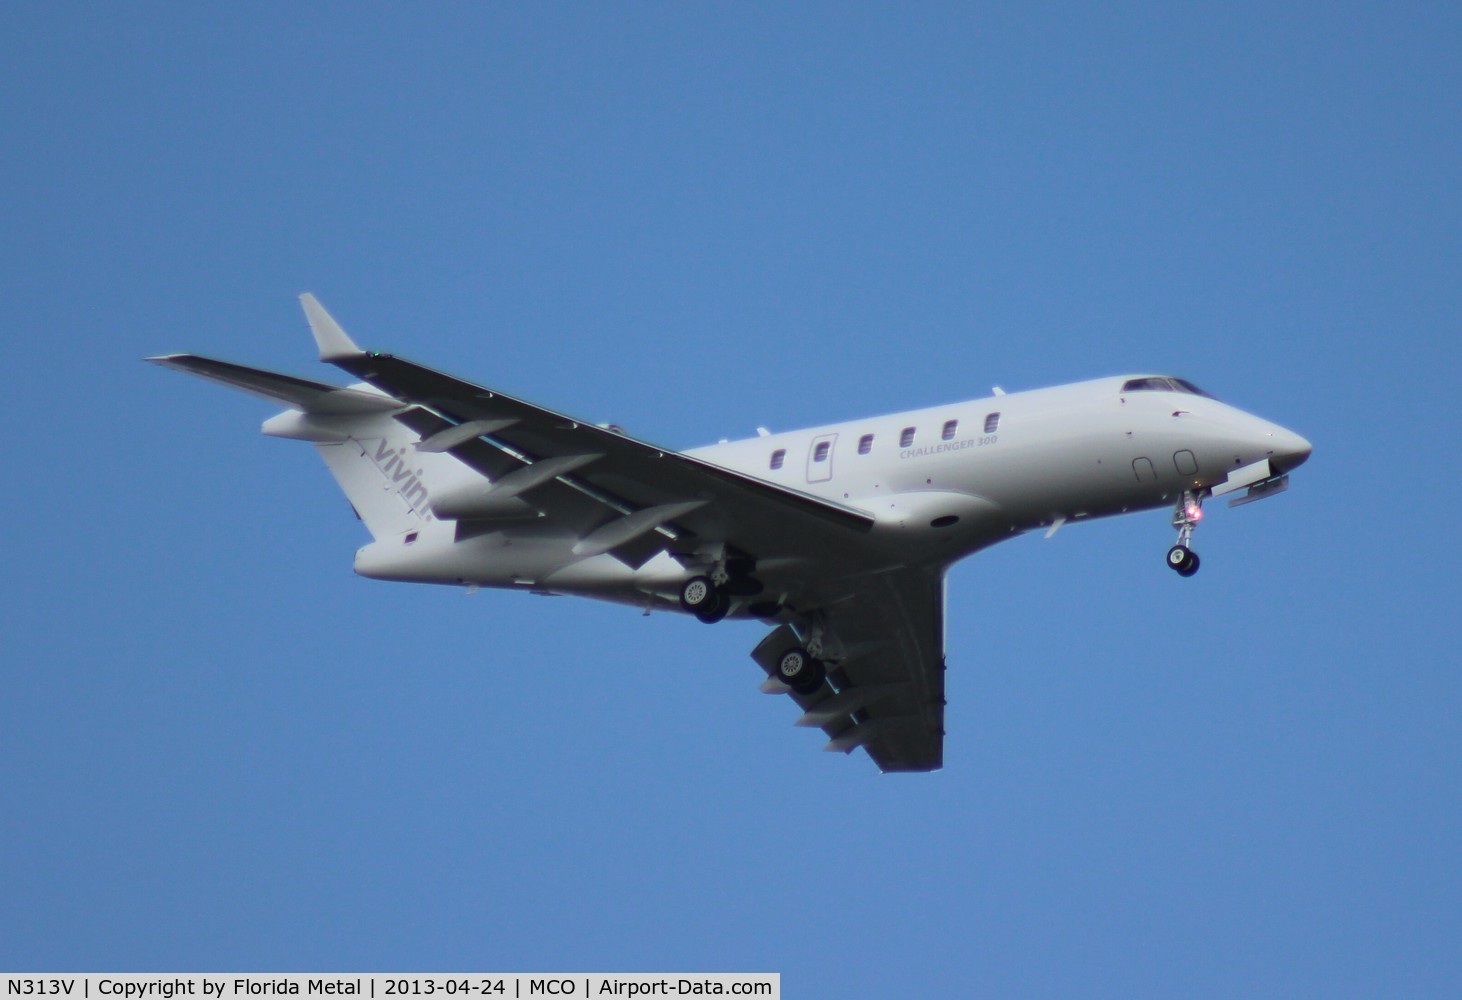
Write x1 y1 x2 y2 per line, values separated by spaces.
1121 376 1216 399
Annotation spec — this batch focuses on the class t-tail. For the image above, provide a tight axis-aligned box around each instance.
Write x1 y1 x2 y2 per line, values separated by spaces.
148 295 464 542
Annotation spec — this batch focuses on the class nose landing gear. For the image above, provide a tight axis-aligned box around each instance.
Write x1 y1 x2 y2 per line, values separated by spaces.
1167 544 1200 576
1167 491 1204 577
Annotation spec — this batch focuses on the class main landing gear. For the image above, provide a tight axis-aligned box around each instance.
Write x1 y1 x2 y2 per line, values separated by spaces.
1167 491 1203 577
679 556 765 623
679 575 729 623
774 646 826 695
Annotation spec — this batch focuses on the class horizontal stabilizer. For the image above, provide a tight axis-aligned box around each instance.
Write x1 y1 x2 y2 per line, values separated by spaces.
148 355 401 414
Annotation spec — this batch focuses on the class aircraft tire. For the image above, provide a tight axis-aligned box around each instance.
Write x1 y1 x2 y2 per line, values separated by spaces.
694 590 730 623
680 576 717 613
775 647 825 694
1167 545 1199 576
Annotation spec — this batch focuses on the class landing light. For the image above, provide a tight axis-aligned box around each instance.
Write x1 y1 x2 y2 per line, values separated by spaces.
1186 501 1204 522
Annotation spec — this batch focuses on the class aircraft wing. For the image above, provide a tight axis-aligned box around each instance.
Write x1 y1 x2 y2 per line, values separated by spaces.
304 299 945 770
755 566 946 772
322 348 878 569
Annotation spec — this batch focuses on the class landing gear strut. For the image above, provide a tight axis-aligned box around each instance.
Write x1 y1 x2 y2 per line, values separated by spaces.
1167 491 1203 577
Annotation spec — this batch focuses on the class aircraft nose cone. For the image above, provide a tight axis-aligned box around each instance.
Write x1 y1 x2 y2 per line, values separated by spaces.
1269 426 1312 474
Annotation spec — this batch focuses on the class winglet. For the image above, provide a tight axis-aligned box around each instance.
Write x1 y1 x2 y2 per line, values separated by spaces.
300 293 365 361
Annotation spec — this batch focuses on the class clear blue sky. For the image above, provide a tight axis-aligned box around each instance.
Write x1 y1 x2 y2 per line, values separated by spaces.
3 3 1458 994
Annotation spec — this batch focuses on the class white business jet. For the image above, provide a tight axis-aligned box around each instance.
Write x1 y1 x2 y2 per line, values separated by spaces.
152 295 1311 772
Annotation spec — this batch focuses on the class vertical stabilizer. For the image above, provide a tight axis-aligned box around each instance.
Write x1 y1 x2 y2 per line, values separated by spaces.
301 409 466 541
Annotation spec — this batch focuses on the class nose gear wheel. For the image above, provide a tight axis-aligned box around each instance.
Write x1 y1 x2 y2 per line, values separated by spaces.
1167 544 1200 576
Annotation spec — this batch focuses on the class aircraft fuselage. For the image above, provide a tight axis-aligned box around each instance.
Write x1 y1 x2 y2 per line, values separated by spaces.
352 374 1311 611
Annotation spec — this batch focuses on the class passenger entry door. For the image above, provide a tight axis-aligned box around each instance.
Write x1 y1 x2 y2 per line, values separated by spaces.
806 433 837 483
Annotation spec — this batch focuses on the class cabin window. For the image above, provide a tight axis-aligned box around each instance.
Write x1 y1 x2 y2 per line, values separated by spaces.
858 433 874 455
813 441 830 462
942 419 958 441
769 449 785 470
900 427 916 448
984 412 1001 434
